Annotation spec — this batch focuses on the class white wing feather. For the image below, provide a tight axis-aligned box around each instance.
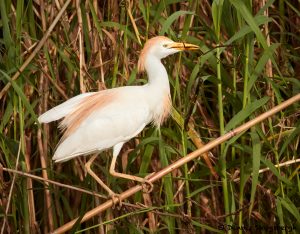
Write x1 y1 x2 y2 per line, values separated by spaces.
38 92 95 123
52 88 152 162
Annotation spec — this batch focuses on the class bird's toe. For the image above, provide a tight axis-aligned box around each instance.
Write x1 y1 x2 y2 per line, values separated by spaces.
109 193 122 209
141 179 154 193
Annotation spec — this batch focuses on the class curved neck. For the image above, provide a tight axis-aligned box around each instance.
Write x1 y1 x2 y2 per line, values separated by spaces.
144 55 170 89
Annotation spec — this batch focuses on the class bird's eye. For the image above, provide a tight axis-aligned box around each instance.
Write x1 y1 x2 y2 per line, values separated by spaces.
163 44 168 48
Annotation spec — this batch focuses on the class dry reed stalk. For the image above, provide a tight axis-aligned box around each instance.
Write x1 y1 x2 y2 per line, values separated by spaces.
1 167 106 199
39 66 68 100
76 0 86 93
142 192 157 231
233 158 300 182
24 132 37 231
0 139 22 234
262 0 274 105
38 1 54 231
38 73 54 232
127 0 142 45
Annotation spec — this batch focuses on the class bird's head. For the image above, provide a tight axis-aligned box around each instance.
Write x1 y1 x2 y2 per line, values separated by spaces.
138 36 199 72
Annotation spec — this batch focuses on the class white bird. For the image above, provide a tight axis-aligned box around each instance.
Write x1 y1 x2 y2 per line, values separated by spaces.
38 36 199 200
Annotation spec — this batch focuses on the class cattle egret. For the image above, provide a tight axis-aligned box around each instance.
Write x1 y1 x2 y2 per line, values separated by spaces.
38 36 199 201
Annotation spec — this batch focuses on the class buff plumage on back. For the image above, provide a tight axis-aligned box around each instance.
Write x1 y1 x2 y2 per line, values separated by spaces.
38 92 95 123
59 90 117 140
137 36 173 73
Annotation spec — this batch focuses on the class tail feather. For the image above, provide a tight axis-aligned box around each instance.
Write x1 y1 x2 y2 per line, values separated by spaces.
38 92 95 123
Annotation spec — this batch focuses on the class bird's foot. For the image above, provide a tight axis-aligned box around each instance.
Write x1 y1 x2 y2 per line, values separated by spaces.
108 192 122 209
141 173 155 193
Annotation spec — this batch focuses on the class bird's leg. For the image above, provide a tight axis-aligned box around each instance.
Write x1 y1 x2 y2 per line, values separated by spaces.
110 144 154 193
85 154 121 206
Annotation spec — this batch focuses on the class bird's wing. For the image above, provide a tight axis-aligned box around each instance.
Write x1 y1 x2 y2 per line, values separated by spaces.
38 92 95 123
53 91 151 162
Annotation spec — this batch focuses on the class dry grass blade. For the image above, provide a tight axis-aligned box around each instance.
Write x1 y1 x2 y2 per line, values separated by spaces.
233 158 300 182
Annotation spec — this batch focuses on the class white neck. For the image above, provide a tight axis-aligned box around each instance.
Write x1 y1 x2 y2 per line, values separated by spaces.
143 54 172 127
144 55 170 90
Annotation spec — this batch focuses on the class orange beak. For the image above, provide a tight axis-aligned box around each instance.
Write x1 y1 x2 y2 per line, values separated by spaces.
167 42 199 51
